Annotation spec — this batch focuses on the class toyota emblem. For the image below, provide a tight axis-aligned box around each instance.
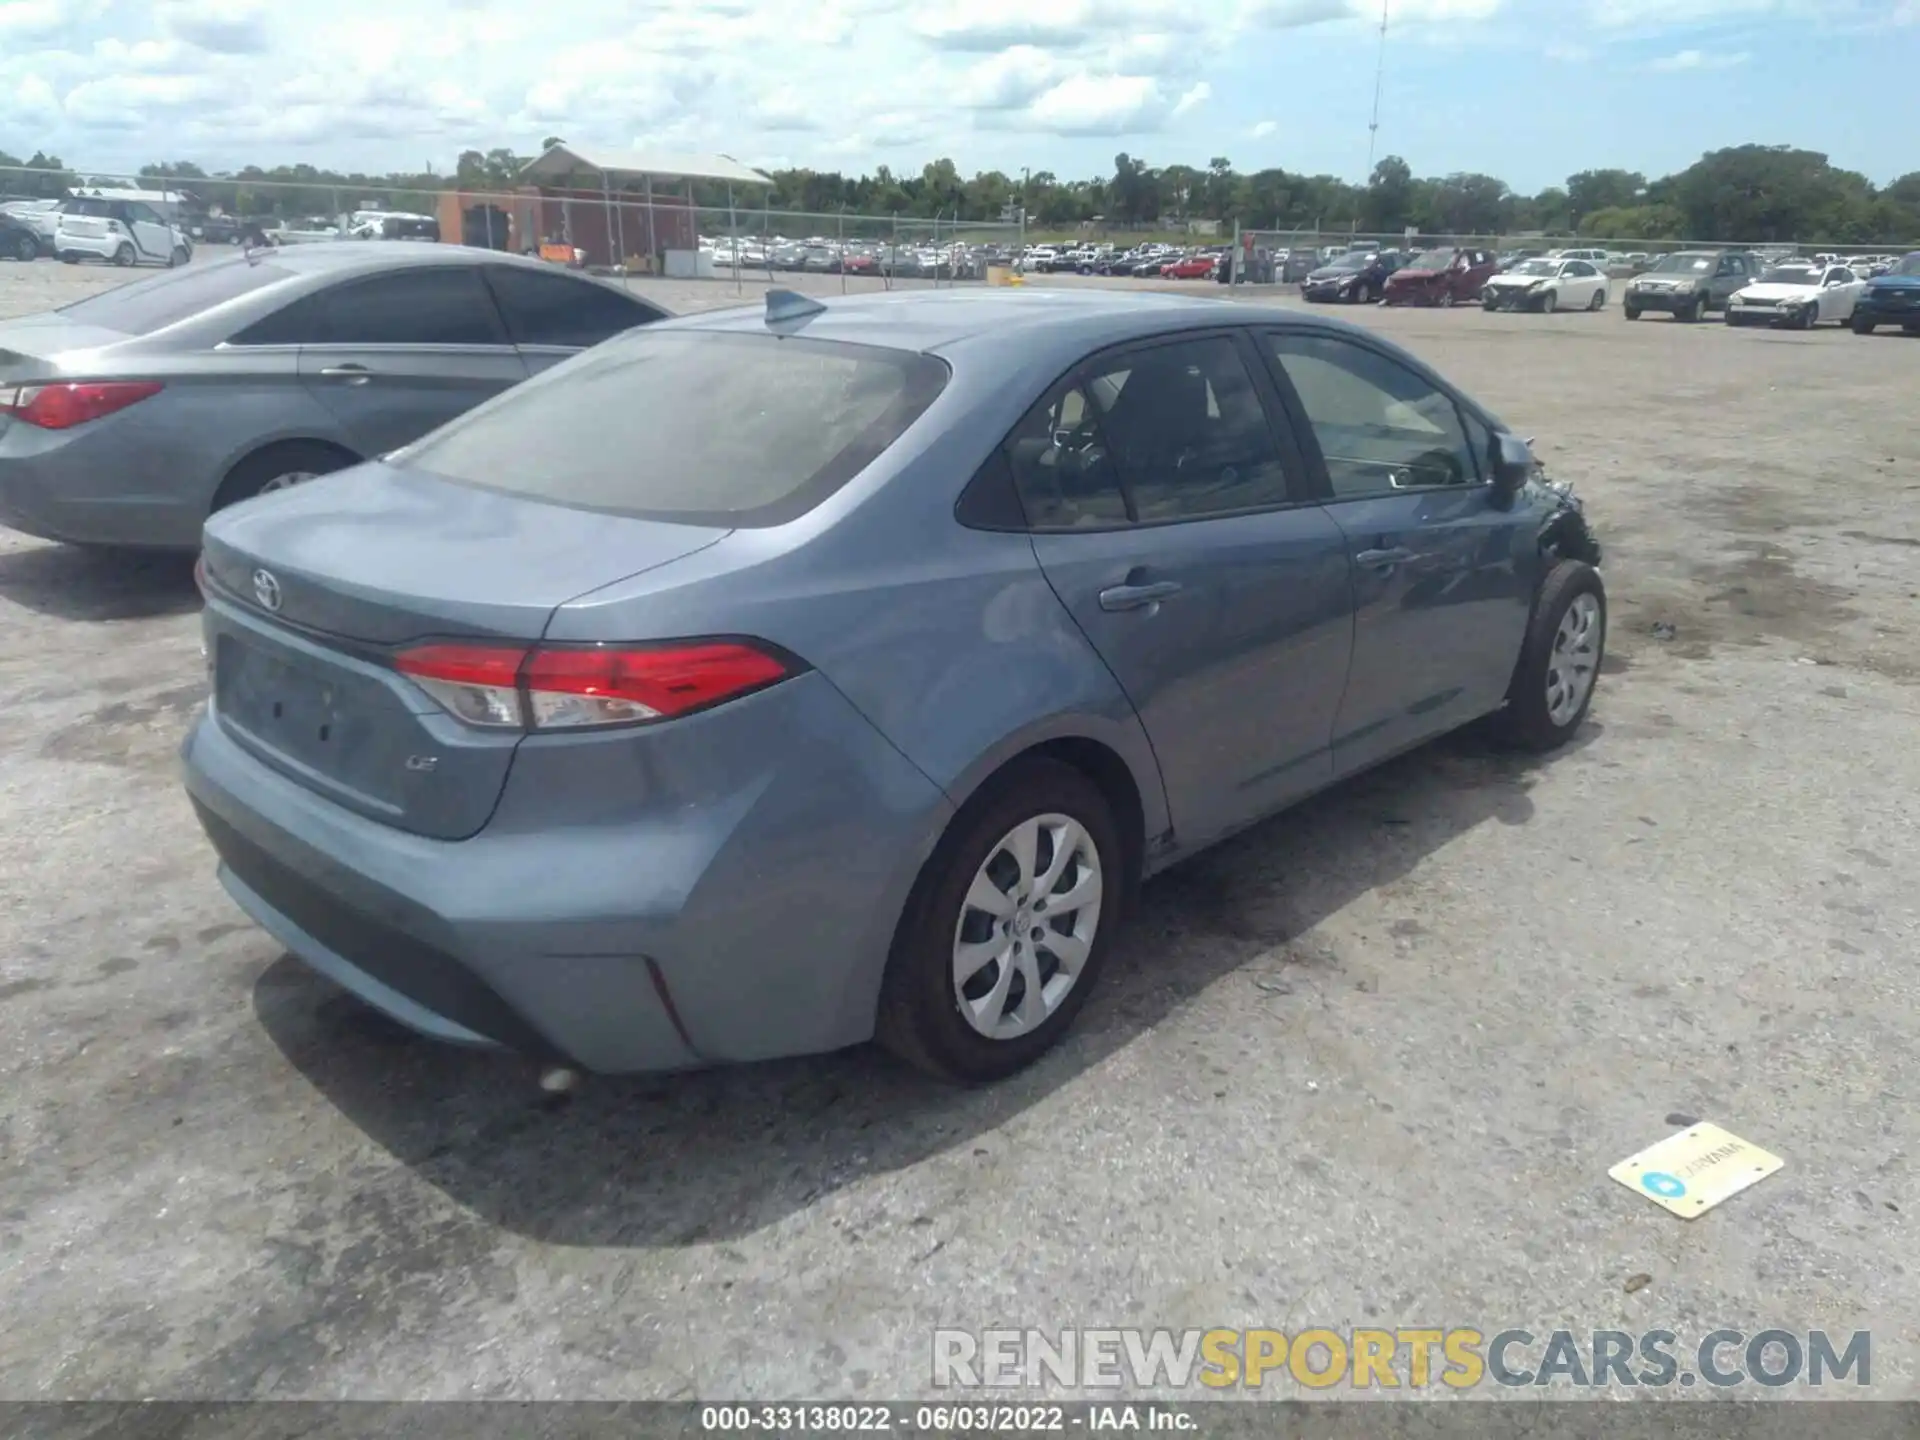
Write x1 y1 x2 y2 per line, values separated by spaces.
251 568 282 612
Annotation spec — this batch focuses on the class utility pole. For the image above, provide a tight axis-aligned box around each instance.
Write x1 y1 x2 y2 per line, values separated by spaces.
1365 0 1389 180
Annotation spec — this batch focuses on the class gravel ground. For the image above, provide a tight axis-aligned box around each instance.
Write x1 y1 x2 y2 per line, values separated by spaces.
2 251 1917 1402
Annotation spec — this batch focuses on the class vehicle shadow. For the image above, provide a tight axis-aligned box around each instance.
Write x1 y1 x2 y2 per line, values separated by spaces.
0 541 199 621
254 721 1597 1248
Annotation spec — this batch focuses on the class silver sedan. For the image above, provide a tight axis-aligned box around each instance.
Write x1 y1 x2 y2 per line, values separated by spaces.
0 243 667 550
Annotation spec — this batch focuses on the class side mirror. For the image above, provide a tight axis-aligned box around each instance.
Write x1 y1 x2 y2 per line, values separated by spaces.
1489 432 1533 508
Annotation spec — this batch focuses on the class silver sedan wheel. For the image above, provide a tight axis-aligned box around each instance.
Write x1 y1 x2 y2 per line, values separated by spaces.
952 813 1103 1041
1546 592 1602 725
257 470 317 494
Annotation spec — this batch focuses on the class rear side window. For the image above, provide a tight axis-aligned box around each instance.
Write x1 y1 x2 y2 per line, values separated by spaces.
56 256 297 336
480 265 665 348
233 267 505 347
393 331 949 527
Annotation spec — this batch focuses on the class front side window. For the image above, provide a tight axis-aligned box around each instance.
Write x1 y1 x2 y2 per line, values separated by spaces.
1265 332 1478 499
481 265 665 348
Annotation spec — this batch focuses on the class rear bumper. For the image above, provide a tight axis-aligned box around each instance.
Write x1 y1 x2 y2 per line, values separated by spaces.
0 422 209 549
181 671 954 1074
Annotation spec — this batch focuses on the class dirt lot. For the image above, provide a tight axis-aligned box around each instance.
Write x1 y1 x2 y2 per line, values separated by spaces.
2 253 1917 1402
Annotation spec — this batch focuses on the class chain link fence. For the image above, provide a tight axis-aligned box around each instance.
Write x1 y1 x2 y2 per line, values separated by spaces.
1 162 1030 291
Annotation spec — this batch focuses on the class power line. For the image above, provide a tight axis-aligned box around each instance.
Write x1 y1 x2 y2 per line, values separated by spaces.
1365 0 1390 179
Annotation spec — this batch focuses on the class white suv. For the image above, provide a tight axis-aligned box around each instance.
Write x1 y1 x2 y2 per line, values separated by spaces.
55 198 190 268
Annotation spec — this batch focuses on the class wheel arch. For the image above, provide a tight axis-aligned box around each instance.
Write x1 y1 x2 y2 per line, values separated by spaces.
941 719 1164 894
212 435 362 511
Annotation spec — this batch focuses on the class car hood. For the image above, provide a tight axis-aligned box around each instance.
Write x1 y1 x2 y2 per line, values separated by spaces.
1487 272 1552 286
1388 267 1442 281
1737 282 1819 302
1306 267 1365 282
1868 274 1920 291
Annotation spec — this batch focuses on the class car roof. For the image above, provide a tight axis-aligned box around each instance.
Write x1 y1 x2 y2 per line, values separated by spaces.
262 242 560 279
660 286 1430 371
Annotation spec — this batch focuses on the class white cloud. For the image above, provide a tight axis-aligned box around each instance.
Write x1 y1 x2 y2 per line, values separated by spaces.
157 0 271 54
1545 41 1593 59
1026 74 1169 134
1648 46 1751 67
1249 119 1279 138
954 46 1063 109
1171 81 1212 118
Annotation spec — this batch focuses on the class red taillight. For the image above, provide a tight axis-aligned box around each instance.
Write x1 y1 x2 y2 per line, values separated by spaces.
0 381 163 430
393 640 792 731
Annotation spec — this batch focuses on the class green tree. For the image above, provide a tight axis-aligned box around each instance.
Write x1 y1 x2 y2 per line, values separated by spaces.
1566 169 1646 223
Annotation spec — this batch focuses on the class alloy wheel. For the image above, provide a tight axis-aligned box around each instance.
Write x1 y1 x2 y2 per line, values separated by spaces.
951 813 1103 1041
1546 593 1602 725
257 470 317 494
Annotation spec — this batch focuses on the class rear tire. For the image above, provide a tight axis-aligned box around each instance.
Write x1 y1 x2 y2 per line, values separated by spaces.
1495 560 1607 753
169 246 189 269
59 251 79 265
1437 290 1455 309
1623 305 1640 320
876 758 1126 1083
1589 288 1607 311
12 234 33 263
212 440 358 513
113 243 135 267
1851 315 1875 334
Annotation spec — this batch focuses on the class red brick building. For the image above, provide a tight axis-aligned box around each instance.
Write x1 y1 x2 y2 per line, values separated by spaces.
433 144 771 269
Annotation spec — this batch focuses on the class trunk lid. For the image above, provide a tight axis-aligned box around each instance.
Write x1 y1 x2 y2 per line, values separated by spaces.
201 462 729 840
0 316 134 380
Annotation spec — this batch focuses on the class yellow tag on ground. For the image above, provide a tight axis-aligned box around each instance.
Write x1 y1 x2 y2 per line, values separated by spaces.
1609 1123 1783 1218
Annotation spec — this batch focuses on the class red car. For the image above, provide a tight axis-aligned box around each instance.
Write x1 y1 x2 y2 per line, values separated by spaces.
1160 253 1219 280
1382 247 1498 307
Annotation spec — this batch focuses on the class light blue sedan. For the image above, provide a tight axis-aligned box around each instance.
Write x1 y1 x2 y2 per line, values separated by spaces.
183 287 1606 1084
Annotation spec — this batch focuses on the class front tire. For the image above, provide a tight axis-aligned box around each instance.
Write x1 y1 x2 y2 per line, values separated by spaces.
1437 290 1455 309
112 243 135 267
1589 288 1607 311
12 234 33 263
1496 561 1606 752
169 246 189 269
1852 315 1876 334
1624 305 1640 320
876 758 1125 1083
1539 289 1557 314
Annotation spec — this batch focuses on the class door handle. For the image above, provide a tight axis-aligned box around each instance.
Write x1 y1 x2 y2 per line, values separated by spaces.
1099 580 1183 612
318 365 372 385
1355 546 1415 568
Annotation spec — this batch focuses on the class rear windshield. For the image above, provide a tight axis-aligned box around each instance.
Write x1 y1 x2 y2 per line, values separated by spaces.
56 256 294 335
394 330 950 528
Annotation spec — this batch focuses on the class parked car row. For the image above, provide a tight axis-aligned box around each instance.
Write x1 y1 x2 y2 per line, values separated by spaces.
1 195 193 267
700 236 995 280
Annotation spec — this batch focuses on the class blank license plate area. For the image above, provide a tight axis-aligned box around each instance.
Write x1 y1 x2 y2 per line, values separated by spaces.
215 634 392 785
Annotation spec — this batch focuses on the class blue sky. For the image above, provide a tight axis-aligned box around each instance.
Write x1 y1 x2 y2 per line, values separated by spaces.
0 0 1913 190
